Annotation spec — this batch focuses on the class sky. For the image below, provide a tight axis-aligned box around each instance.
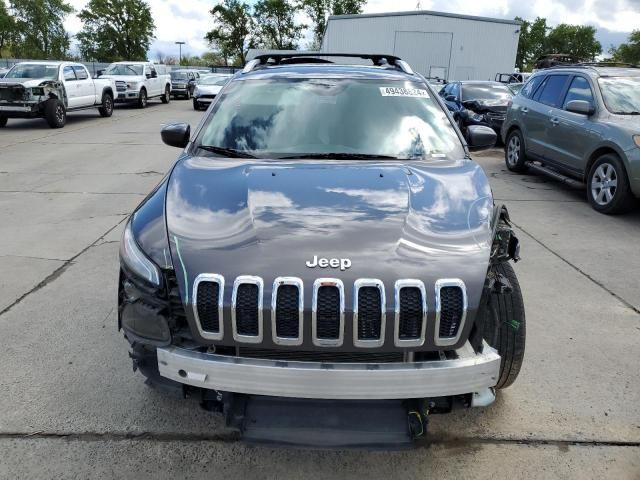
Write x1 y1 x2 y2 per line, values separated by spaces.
62 0 640 60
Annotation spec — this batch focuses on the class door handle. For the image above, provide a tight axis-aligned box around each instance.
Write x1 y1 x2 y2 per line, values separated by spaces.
550 118 559 126
520 107 528 114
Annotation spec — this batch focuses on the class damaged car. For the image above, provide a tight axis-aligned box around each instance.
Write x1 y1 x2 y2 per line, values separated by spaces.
440 80 513 139
0 61 116 128
118 53 525 448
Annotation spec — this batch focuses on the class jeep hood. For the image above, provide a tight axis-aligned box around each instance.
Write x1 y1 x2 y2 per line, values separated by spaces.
166 157 493 311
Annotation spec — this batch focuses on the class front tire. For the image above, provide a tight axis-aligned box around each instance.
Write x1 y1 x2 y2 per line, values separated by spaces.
0 116 7 127
161 85 170 104
45 99 66 128
587 154 635 214
482 262 526 389
137 88 148 108
504 129 528 172
98 92 113 117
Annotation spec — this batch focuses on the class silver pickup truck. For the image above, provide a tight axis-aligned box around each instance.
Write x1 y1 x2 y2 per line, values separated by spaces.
0 61 116 128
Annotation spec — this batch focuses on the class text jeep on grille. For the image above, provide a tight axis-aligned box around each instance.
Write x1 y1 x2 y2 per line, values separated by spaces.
118 53 525 448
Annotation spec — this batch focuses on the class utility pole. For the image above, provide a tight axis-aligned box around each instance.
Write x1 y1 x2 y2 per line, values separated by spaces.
175 41 185 65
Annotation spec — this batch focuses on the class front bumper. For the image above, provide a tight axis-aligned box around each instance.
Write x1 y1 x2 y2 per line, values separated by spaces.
115 90 140 102
194 94 215 104
0 102 40 117
157 341 500 400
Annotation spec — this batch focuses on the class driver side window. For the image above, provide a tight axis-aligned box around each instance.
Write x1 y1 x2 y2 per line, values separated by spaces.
63 66 76 81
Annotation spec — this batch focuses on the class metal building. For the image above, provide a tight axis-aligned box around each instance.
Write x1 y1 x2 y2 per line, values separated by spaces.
321 10 521 81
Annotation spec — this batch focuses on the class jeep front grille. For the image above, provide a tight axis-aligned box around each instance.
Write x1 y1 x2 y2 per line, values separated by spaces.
435 279 467 347
272 277 303 346
191 275 467 348
192 273 224 340
238 347 404 363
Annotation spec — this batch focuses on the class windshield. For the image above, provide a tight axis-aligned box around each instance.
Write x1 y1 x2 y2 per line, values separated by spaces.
195 78 463 159
201 76 230 86
104 63 143 76
5 63 59 80
598 77 640 114
462 83 512 102
171 72 188 80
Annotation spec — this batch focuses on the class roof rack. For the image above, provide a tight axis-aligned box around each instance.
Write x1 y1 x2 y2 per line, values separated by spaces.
544 62 639 71
242 53 414 75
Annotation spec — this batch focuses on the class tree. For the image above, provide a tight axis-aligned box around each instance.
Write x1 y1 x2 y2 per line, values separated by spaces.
205 0 255 66
301 0 366 48
0 2 17 57
76 0 155 62
201 50 225 65
10 0 74 59
545 24 602 61
609 30 640 64
254 0 305 50
515 17 548 71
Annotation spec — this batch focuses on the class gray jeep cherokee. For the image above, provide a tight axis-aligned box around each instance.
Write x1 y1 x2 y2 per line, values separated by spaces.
501 65 640 214
118 53 524 448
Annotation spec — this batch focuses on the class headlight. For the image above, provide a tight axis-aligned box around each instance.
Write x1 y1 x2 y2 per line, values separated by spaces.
126 82 138 90
31 87 45 96
634 135 640 147
120 221 161 286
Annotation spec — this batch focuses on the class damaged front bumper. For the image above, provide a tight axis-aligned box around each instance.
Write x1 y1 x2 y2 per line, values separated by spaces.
157 341 500 401
0 101 40 117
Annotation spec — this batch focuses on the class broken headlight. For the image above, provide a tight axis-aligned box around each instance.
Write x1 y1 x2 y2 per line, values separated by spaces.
31 87 45 96
120 221 161 286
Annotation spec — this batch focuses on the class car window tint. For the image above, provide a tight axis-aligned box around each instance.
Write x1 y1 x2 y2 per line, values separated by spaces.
535 75 569 107
521 75 544 98
73 66 88 80
563 76 594 108
63 66 76 81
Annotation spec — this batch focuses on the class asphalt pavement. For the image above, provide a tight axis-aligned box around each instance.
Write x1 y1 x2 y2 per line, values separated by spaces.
0 100 638 479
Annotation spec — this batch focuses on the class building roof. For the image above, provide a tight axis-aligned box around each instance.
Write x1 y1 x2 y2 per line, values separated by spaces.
327 9 522 26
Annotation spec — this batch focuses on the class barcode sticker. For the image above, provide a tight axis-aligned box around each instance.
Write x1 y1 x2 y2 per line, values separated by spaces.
379 87 429 98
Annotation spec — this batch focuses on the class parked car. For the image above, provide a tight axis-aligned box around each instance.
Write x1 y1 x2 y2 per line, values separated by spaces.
0 61 116 128
502 65 640 214
170 69 198 99
192 75 231 110
117 53 524 448
439 80 513 137
495 72 531 84
99 61 171 108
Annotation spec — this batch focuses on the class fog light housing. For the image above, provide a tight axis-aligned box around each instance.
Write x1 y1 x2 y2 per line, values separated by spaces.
121 302 171 345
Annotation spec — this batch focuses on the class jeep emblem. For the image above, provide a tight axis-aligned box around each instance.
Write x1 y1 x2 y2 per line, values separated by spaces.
305 255 351 271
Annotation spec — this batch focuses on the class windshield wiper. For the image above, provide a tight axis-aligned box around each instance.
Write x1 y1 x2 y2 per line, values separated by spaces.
277 153 402 160
197 145 257 158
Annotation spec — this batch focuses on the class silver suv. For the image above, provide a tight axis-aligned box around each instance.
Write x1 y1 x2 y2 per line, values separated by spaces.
501 65 640 214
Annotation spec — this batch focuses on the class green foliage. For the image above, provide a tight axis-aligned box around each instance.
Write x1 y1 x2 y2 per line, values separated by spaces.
0 2 17 57
10 0 74 59
300 0 366 48
545 24 601 61
609 30 640 65
254 0 305 50
515 17 548 71
205 0 255 66
76 0 155 62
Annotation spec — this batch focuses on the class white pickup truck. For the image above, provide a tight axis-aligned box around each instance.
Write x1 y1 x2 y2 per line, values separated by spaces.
0 61 116 128
99 62 171 108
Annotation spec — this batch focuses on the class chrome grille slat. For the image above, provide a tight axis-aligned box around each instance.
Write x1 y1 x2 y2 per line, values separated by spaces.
232 275 263 343
192 273 224 341
434 279 467 347
271 277 304 346
353 279 385 348
312 278 345 347
394 279 427 347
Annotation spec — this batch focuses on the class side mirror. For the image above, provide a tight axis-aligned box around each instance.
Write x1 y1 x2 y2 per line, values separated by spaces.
565 100 594 115
466 125 497 151
96 69 105 77
161 123 190 148
445 95 456 102
151 71 158 78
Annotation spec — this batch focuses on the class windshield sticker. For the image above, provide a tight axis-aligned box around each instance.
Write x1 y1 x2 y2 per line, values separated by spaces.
380 87 429 98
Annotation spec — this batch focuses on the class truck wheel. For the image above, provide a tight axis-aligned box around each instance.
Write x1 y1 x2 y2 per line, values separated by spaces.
161 85 170 104
137 88 148 108
504 129 528 172
0 116 7 127
587 154 635 214
45 99 66 128
98 92 113 117
482 262 526 389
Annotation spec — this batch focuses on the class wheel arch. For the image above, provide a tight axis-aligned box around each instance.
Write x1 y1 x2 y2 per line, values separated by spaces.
584 145 626 181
